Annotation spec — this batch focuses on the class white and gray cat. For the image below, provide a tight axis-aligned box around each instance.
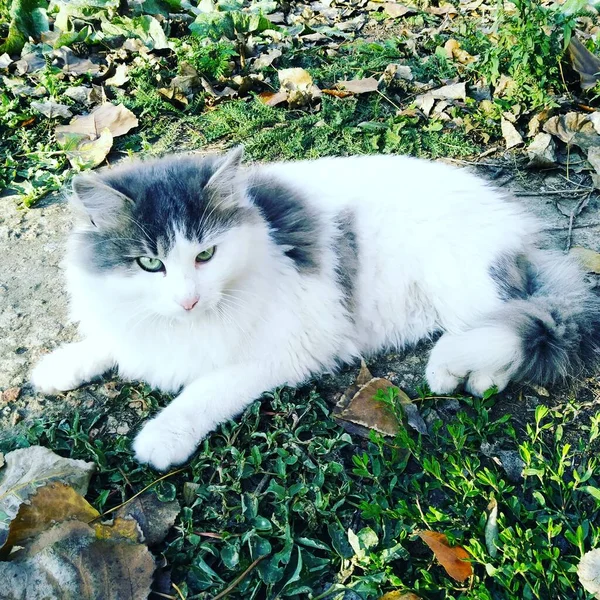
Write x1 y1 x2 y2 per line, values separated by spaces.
31 148 600 470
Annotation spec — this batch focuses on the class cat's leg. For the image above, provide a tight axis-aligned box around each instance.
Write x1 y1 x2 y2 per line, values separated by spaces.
31 339 115 394
133 363 292 471
425 325 520 396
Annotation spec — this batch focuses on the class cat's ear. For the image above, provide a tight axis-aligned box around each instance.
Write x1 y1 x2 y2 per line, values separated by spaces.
204 146 248 209
71 174 133 227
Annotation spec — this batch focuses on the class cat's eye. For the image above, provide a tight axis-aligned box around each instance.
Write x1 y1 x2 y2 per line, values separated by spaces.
136 256 164 272
196 246 216 263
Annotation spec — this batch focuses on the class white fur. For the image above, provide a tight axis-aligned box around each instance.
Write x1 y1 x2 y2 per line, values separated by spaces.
31 155 539 470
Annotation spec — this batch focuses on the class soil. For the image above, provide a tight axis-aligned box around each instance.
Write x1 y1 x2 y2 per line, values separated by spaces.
1 158 600 447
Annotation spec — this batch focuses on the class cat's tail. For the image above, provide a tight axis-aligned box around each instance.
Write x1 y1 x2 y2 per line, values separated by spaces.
426 250 600 396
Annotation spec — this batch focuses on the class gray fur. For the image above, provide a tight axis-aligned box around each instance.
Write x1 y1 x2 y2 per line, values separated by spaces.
70 152 258 274
247 173 322 272
490 251 600 385
332 209 359 314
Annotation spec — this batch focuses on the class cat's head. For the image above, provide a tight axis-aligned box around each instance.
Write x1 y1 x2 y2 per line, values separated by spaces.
68 147 266 320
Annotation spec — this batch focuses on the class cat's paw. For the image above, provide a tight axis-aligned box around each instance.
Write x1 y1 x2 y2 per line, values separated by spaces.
31 346 89 394
133 415 200 471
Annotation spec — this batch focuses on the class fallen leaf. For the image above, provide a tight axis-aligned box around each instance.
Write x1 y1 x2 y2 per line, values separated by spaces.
0 521 154 600
0 446 95 550
379 593 421 600
415 93 435 117
94 516 143 543
444 39 475 65
568 36 600 91
4 482 99 551
2 387 20 403
543 112 600 150
63 85 105 106
587 146 600 189
431 82 466 101
570 247 600 273
115 491 180 546
56 103 138 144
15 51 46 75
501 118 523 149
252 48 282 71
333 361 400 436
52 47 102 77
527 132 556 167
322 88 354 98
105 64 130 87
277 67 321 108
417 530 472 582
259 90 288 106
30 101 72 119
381 63 413 87
404 403 428 435
0 53 12 68
485 498 499 558
62 128 114 169
383 3 416 18
578 548 600 597
336 77 379 94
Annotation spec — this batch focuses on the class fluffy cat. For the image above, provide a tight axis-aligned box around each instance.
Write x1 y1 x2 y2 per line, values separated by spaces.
31 147 600 470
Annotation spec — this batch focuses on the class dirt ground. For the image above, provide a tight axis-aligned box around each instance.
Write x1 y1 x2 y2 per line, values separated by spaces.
1 158 600 443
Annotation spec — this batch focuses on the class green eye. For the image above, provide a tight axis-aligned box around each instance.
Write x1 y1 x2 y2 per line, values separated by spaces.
196 246 216 263
136 256 164 272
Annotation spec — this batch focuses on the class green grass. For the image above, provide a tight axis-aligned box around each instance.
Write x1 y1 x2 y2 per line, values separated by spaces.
3 383 599 599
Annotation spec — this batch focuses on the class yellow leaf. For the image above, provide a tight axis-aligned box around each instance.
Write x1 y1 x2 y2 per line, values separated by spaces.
380 593 421 600
94 516 143 543
5 482 99 550
418 530 472 582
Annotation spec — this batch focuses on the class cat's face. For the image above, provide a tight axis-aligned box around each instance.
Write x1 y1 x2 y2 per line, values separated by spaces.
69 148 263 320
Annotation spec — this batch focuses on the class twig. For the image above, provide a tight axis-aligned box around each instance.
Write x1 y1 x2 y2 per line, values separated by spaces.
96 467 185 520
375 89 403 112
514 188 593 196
210 556 265 600
172 582 186 600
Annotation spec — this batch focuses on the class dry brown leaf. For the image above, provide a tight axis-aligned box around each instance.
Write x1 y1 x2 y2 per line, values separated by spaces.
277 67 321 108
4 482 99 550
259 90 288 106
568 36 600 91
501 118 523 149
0 446 95 551
105 64 130 87
0 521 155 600
56 103 138 144
252 48 282 71
64 128 114 169
336 77 379 94
333 361 402 437
94 516 143 543
322 89 354 98
383 3 416 18
543 112 600 150
30 101 72 119
527 132 556 167
417 530 472 582
115 491 180 546
485 498 499 558
2 387 20 403
379 593 421 600
444 39 475 65
431 82 466 101
570 247 600 273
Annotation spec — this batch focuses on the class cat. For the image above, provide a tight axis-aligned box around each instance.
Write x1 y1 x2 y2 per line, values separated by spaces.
31 147 600 470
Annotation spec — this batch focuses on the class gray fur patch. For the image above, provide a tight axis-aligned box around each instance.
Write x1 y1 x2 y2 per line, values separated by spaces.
333 209 358 314
70 154 256 274
489 253 538 300
248 174 322 272
490 251 600 385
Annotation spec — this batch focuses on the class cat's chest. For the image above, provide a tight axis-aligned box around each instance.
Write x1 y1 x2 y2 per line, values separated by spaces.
112 319 242 392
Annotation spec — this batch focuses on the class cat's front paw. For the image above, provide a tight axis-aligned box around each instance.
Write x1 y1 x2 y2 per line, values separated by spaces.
133 415 201 471
31 347 87 394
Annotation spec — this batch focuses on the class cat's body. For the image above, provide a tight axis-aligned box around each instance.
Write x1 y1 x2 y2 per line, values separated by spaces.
31 149 600 470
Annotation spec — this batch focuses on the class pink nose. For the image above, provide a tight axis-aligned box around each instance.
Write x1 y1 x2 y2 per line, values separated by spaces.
180 297 199 311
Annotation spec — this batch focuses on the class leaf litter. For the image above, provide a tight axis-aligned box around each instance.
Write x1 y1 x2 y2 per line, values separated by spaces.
0 445 181 598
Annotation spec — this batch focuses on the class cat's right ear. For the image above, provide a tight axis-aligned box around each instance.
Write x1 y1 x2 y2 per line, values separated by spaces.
71 174 133 227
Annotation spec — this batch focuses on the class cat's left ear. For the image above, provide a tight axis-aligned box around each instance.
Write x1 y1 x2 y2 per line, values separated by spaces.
204 146 248 208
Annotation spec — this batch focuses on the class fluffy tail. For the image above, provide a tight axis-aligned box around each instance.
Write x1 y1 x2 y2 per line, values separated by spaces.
426 250 600 396
490 250 600 386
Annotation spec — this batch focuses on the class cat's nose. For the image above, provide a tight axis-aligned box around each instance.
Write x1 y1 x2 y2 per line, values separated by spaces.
180 297 199 311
